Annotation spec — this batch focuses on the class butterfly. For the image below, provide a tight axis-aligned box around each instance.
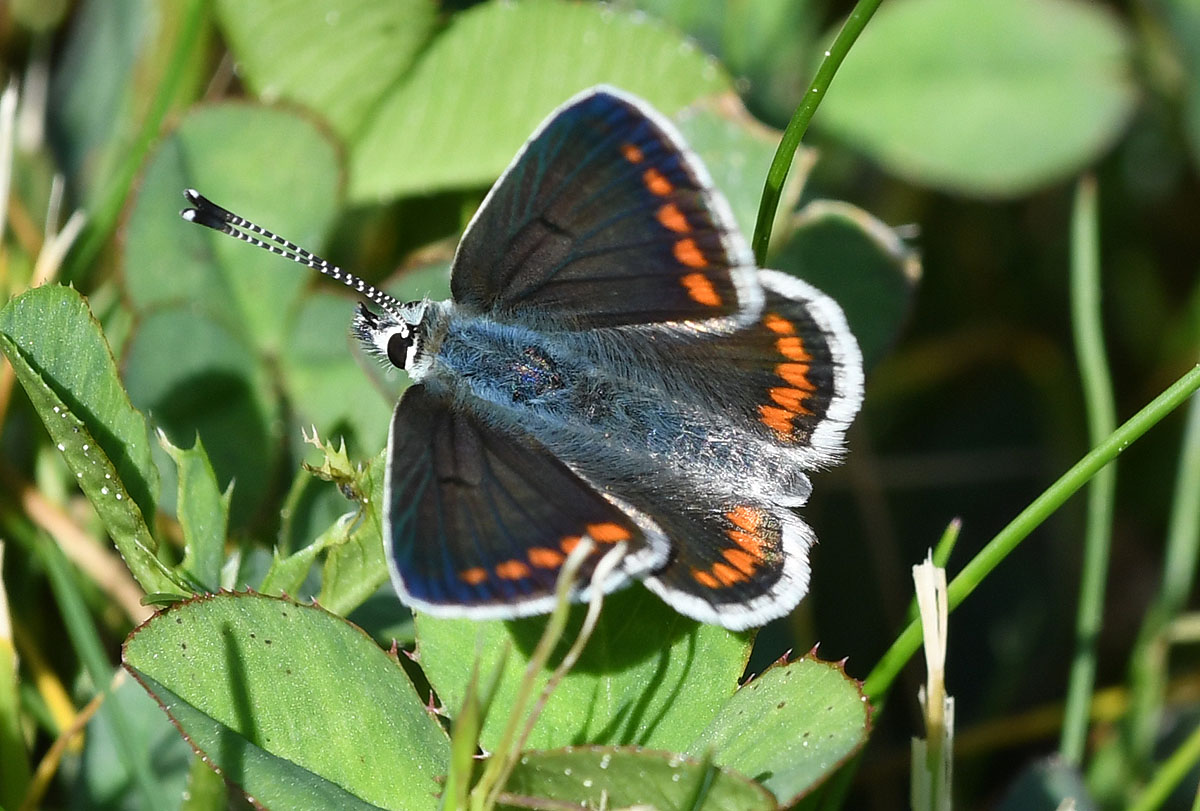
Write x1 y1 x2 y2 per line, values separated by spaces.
181 86 863 631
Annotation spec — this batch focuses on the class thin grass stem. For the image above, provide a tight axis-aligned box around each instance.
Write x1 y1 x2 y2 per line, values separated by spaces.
1060 175 1117 764
863 363 1200 704
751 0 883 264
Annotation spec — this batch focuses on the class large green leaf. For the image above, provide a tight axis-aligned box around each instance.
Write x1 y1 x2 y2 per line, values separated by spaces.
123 103 340 351
349 0 733 201
212 0 437 140
687 655 870 805
416 586 751 752
816 0 1136 196
501 747 776 810
123 592 449 810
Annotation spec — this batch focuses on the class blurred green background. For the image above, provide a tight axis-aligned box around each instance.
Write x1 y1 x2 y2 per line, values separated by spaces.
0 0 1198 807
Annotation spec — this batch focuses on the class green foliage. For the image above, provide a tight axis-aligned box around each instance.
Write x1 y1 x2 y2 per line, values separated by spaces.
3 0 1199 809
816 0 1136 196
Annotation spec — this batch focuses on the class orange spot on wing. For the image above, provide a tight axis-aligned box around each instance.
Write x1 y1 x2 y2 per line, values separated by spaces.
673 238 707 269
656 203 689 233
723 548 758 575
776 336 811 361
460 567 488 585
586 522 632 543
770 387 811 412
727 506 762 532
764 313 794 334
496 560 530 580
680 272 722 306
729 530 765 558
560 536 582 554
643 168 673 196
711 562 746 586
692 569 720 589
776 363 816 390
621 143 644 163
759 404 794 435
528 547 565 568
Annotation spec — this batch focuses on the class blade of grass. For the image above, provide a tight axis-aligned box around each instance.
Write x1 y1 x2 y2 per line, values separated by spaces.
60 0 205 283
1125 360 1200 774
751 0 884 264
34 527 169 811
863 363 1200 704
1060 175 1117 765
0 542 31 810
1127 720 1200 811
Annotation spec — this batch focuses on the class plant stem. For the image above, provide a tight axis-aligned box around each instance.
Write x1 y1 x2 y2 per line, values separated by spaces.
1125 362 1200 775
1127 719 1200 811
863 363 1200 704
1060 175 1117 765
751 0 883 264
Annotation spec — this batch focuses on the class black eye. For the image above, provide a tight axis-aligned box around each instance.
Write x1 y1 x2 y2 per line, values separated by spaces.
386 331 413 368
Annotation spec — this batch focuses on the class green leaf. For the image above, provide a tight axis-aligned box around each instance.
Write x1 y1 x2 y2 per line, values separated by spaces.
687 655 870 805
213 0 438 140
278 293 392 456
122 307 278 527
816 0 1136 196
349 0 732 201
123 103 341 351
500 747 776 810
416 586 751 752
160 432 230 593
122 592 449 810
0 289 183 597
71 675 193 810
135 674 390 811
770 200 919 368
317 449 389 616
0 285 159 522
622 0 823 126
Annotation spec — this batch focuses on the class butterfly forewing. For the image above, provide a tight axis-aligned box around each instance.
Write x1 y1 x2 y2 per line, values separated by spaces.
451 88 760 329
384 386 668 619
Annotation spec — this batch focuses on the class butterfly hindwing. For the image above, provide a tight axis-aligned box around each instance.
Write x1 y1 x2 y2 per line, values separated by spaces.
588 475 814 631
451 87 761 329
384 385 668 619
628 269 863 481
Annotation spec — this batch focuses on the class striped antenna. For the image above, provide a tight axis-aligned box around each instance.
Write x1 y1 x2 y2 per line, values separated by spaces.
180 189 405 319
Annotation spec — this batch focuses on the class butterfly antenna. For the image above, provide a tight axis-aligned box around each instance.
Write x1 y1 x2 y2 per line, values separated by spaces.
179 189 406 318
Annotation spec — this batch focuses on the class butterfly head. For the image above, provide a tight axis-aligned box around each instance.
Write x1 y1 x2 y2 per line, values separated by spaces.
351 299 437 379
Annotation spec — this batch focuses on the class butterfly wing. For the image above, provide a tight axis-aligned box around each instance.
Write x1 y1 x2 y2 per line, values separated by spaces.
450 87 761 329
571 270 863 629
384 385 668 619
644 496 814 632
627 269 863 481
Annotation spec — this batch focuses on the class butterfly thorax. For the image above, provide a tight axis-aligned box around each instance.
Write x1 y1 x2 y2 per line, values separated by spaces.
427 311 611 423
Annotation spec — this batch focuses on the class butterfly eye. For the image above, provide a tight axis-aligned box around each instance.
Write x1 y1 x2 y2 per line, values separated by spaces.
386 329 414 369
